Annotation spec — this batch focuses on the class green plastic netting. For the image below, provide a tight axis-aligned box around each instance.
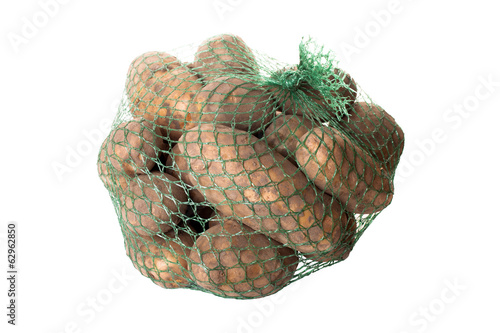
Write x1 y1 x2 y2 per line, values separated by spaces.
97 34 404 299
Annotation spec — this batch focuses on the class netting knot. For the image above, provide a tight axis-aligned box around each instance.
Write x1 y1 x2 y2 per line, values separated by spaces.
278 68 303 92
297 37 351 121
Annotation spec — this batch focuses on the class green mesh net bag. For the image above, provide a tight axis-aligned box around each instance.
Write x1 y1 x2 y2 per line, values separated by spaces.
97 34 405 299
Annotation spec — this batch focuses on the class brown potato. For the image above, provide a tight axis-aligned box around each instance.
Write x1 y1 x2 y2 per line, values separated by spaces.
120 171 188 236
97 136 118 190
194 76 274 133
126 52 204 141
194 34 258 81
125 234 150 264
126 231 194 289
106 119 165 177
296 126 393 214
126 51 181 100
304 207 357 262
264 113 315 164
189 219 298 298
171 124 350 254
340 102 404 175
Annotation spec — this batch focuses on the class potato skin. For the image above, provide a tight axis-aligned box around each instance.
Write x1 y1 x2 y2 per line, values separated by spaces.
194 34 258 81
171 124 349 254
106 119 165 177
296 127 393 214
126 51 181 100
304 207 357 262
97 136 125 191
120 171 188 236
194 76 274 133
126 231 194 289
340 102 404 175
189 219 298 298
97 137 111 186
264 113 315 164
126 52 204 141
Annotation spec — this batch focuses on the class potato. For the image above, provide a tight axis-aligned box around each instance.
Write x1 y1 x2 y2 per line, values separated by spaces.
106 119 165 177
126 231 194 289
97 136 118 189
296 126 393 214
304 208 357 262
171 124 350 254
126 52 204 141
194 76 274 133
120 171 188 236
340 102 404 175
193 34 258 81
264 113 315 164
189 219 298 298
126 51 181 100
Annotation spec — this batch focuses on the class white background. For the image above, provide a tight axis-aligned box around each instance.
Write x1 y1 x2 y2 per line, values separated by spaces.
1 0 499 332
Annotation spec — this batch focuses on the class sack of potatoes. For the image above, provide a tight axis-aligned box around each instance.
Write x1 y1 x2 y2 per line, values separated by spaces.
97 34 404 299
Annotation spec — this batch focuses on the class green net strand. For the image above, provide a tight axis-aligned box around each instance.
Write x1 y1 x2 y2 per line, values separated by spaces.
263 37 353 123
96 33 405 299
297 37 352 121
